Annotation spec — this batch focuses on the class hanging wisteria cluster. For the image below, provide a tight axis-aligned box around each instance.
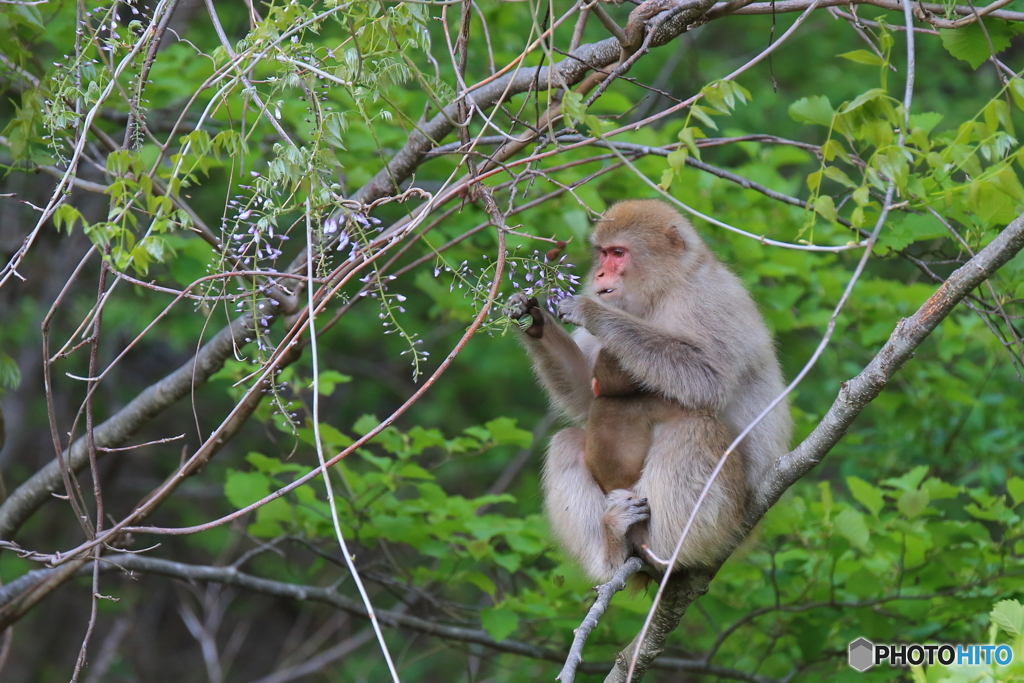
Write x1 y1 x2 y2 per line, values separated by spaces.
506 247 581 315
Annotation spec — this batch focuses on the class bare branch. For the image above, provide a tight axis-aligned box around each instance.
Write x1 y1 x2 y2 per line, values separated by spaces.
558 556 644 683
0 315 253 541
720 0 1024 22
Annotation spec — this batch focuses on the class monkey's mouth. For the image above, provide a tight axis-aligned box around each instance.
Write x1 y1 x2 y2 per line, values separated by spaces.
597 288 615 296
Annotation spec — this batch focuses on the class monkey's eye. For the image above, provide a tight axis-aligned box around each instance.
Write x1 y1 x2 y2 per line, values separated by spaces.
611 248 626 258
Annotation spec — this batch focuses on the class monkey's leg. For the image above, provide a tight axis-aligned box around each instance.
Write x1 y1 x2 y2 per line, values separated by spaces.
634 414 748 569
543 428 630 583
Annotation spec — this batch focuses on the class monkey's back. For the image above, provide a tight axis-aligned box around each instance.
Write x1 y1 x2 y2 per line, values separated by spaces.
651 254 791 501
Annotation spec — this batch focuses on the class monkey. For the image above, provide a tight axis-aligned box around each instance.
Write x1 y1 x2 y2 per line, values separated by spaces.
505 199 791 583
584 348 681 495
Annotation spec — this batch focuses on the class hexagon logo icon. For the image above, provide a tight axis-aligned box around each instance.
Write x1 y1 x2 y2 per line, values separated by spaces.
848 638 875 672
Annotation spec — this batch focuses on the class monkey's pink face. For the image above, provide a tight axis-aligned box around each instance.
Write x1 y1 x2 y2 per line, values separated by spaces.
593 245 630 300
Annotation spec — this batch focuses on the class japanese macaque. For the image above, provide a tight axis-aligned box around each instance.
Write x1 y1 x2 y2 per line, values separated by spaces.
585 349 680 494
505 199 791 583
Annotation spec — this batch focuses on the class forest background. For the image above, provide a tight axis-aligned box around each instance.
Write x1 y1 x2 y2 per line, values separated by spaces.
1 0 1023 681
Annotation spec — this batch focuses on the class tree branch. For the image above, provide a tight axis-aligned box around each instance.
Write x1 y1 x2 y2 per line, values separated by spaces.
0 315 254 541
349 0 714 207
0 554 779 683
559 556 644 682
0 0 716 547
766 211 1024 504
718 0 1024 22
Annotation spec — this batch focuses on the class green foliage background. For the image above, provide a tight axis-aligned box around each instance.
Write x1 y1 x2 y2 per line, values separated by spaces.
0 0 1023 681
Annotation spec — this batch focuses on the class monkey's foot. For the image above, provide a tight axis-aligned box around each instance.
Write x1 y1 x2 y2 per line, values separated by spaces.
602 489 650 537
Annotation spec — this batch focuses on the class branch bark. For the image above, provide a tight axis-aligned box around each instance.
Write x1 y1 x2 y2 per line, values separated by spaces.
90 554 774 682
0 0 713 547
0 315 253 541
349 0 714 207
717 0 1024 21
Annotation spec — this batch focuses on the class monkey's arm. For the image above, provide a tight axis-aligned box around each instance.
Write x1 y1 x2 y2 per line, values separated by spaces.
558 296 741 412
506 293 594 423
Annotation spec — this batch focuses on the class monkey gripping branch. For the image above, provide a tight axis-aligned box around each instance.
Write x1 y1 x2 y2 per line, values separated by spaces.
560 215 1024 683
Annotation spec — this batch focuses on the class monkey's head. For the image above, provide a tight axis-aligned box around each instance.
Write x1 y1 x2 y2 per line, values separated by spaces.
588 200 706 313
591 348 638 397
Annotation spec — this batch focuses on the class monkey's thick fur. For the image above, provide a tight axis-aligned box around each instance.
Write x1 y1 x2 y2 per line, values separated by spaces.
507 200 792 583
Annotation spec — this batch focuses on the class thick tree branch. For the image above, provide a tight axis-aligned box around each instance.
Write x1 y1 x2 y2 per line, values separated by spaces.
0 554 779 683
0 0 714 548
766 212 1024 504
717 0 1024 21
0 315 254 542
350 0 714 206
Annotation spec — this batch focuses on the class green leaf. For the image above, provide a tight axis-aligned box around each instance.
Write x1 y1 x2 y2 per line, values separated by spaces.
225 470 271 508
666 148 689 173
408 426 446 455
876 212 948 252
838 50 887 66
922 477 961 500
820 139 849 162
940 22 1016 70
246 452 306 474
812 195 837 222
465 571 496 597
1008 477 1024 507
839 88 886 114
484 417 533 448
898 489 929 519
1010 78 1024 112
824 166 857 188
991 600 1024 636
883 466 929 491
0 354 21 391
678 126 704 160
806 170 822 192
834 507 869 550
910 112 944 134
481 605 520 642
312 370 352 396
690 104 719 130
463 425 490 442
562 91 586 126
353 414 380 435
53 204 84 234
848 476 885 516
789 95 834 126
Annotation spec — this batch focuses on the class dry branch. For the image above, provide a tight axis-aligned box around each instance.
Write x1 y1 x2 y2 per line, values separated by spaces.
719 0 1024 21
0 0 718 551
0 315 253 541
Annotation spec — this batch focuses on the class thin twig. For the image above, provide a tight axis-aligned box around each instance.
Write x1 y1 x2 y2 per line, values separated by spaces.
305 198 401 682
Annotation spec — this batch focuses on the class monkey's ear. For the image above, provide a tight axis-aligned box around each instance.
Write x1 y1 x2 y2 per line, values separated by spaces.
664 225 685 250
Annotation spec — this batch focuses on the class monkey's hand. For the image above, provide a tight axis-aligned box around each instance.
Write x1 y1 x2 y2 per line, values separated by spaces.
555 295 594 328
505 293 546 339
